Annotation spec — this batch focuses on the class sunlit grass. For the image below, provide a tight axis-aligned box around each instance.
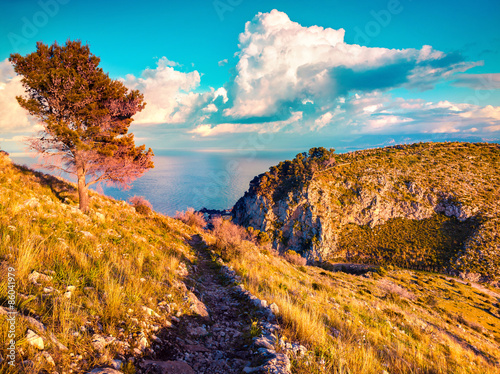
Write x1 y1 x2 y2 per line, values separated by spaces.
205 220 500 374
0 155 198 372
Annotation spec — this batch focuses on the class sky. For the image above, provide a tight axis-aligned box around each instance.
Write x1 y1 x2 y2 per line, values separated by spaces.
1 0 500 155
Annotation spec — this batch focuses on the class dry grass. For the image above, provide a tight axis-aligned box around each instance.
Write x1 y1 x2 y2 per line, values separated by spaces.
0 155 198 372
204 229 500 373
210 217 250 260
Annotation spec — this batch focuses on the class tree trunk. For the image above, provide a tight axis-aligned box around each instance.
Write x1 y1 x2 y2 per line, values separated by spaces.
77 167 89 213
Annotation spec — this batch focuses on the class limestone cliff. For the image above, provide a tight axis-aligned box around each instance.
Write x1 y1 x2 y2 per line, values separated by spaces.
233 143 500 280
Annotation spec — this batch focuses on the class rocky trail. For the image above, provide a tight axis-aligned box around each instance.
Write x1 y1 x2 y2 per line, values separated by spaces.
136 235 291 374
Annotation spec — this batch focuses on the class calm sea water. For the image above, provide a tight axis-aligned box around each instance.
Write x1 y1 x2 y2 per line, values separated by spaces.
12 150 298 216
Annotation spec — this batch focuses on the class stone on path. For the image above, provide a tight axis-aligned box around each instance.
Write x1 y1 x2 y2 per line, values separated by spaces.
187 291 210 320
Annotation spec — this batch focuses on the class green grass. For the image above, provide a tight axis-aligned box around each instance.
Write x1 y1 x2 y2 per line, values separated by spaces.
337 214 479 272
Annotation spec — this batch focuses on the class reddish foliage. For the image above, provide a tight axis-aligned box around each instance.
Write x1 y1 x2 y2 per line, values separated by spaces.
128 196 153 215
175 208 206 229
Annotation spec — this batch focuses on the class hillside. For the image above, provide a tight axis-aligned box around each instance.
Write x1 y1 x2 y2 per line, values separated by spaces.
212 232 500 374
232 142 500 282
1 151 500 374
0 154 275 374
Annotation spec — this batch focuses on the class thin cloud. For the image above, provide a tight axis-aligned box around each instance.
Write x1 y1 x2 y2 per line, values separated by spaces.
218 59 228 67
452 73 500 90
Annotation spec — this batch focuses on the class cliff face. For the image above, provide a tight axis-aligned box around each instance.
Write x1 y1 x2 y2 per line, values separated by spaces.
233 143 500 280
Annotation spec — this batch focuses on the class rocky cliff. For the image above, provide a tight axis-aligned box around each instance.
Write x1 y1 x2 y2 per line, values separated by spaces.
233 143 500 280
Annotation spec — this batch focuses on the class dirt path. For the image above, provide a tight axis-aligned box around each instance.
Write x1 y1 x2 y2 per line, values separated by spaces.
140 235 254 374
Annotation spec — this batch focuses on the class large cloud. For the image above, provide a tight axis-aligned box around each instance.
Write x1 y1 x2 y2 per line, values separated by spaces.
223 10 478 119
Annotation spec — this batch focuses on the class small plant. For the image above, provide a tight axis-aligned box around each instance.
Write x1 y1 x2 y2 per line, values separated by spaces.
175 207 206 229
283 250 307 266
312 282 324 291
128 195 153 215
211 217 249 260
250 319 262 338
376 266 388 276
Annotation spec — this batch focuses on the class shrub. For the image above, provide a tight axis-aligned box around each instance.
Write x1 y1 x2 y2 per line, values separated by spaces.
211 217 249 260
175 207 206 229
283 250 307 266
128 196 153 215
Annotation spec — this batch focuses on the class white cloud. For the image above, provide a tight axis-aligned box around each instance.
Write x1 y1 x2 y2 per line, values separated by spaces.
223 10 476 119
189 111 303 137
318 92 500 135
313 112 334 131
218 59 228 66
123 57 205 125
0 59 39 134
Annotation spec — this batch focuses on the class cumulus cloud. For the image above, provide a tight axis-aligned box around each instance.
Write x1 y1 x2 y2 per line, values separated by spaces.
0 58 39 134
223 10 478 120
218 59 228 67
123 57 211 125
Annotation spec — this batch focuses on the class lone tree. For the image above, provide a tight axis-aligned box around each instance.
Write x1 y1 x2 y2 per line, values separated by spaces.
10 40 154 212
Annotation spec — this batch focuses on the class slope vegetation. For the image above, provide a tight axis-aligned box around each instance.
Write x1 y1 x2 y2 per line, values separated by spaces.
233 142 500 281
212 232 500 373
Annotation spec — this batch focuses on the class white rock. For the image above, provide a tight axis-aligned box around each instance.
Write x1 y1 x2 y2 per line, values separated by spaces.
26 329 44 350
141 306 160 318
87 368 123 374
49 333 68 351
63 291 72 299
41 351 55 366
66 285 76 292
269 303 279 315
28 271 52 284
95 212 106 222
92 334 107 352
111 359 123 370
137 333 149 351
24 316 46 332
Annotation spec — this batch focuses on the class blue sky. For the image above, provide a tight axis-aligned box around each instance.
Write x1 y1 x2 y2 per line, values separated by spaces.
1 0 500 154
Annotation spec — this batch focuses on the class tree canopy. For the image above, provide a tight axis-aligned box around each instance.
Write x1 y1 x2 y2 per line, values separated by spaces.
10 40 154 212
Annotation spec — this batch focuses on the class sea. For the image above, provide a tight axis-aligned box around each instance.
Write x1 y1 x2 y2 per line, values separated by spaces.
11 149 300 216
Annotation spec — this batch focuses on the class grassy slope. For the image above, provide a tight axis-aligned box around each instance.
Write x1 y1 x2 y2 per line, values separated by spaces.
2 151 500 374
245 142 500 278
328 143 500 277
0 154 198 372
212 239 500 373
